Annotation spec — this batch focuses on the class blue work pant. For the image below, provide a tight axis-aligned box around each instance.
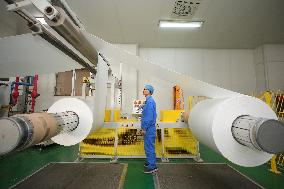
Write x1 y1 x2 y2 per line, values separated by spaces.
144 133 156 169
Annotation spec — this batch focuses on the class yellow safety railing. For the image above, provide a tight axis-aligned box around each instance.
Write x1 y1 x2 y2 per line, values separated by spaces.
79 127 197 158
163 128 198 157
271 90 284 122
276 154 284 171
80 107 199 158
258 90 284 121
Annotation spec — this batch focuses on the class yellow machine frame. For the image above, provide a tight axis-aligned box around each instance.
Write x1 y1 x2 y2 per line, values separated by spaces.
79 109 200 162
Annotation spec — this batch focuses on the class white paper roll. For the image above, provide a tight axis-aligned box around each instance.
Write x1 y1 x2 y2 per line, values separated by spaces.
188 95 276 167
48 98 93 146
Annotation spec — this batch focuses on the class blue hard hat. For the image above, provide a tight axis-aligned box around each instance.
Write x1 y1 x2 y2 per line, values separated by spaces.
144 84 154 94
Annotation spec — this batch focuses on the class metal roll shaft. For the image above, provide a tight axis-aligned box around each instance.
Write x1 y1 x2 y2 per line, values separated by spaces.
0 111 79 156
231 115 284 154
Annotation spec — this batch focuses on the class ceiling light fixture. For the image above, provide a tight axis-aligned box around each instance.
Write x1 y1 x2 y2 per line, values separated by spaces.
159 20 203 28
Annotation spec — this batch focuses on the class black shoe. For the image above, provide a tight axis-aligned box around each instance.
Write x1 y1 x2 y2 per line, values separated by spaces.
144 163 149 167
144 167 158 174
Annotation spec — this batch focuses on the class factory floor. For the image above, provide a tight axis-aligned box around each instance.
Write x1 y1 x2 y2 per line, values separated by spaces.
0 144 283 189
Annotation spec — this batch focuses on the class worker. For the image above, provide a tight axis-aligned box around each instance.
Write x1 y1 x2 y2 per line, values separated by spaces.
141 84 158 173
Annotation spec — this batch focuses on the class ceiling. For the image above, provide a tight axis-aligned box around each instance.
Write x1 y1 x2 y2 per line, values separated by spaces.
1 0 284 49
65 0 284 49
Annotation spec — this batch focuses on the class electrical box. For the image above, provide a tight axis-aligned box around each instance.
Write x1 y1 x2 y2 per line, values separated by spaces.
132 99 145 116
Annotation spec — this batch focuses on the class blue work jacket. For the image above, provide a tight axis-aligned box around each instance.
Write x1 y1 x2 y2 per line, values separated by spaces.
141 96 157 135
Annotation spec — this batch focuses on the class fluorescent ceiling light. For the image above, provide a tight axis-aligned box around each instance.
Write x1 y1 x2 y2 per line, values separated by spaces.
159 20 203 28
36 17 47 25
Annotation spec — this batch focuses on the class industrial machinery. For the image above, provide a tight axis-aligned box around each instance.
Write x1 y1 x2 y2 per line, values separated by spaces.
9 75 39 115
80 108 199 163
0 111 79 154
0 0 284 169
173 85 184 110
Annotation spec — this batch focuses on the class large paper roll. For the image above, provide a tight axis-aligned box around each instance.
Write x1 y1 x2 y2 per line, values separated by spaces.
47 56 109 146
188 95 276 167
48 98 93 146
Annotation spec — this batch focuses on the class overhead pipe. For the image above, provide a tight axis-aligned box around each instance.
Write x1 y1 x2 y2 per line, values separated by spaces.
44 6 98 67
5 0 96 73
51 0 85 30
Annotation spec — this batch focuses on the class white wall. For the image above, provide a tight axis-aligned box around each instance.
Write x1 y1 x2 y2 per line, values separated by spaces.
0 1 29 38
35 73 57 112
254 46 266 93
0 83 9 117
254 44 284 93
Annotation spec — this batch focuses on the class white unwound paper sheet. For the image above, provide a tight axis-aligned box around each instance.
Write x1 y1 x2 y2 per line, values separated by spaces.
0 33 82 77
84 32 240 98
87 55 109 131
